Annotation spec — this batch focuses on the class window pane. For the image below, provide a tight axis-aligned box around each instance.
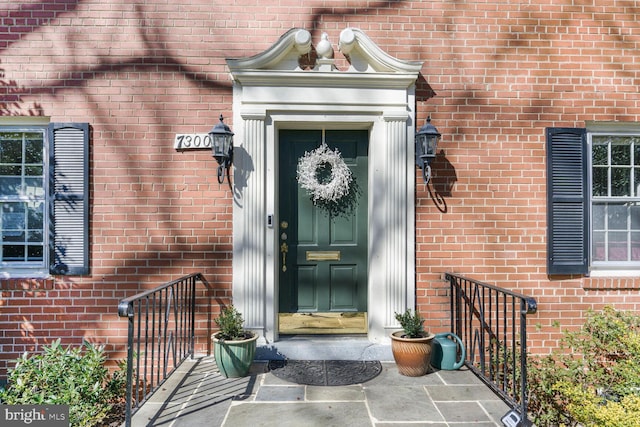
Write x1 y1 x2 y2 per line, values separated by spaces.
2 245 24 261
25 165 43 176
28 230 43 242
632 232 640 261
632 204 640 230
611 167 630 196
2 231 25 242
592 167 608 196
608 232 628 261
24 135 43 164
592 231 606 261
608 204 627 230
0 139 22 164
27 203 43 230
592 204 605 229
611 144 630 165
635 167 640 197
0 165 21 176
1 201 45 263
2 203 25 229
635 144 640 166
24 177 44 198
0 176 22 196
592 143 608 165
27 245 43 262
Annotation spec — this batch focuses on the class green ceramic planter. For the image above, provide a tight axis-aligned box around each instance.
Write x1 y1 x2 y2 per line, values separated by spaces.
212 332 258 378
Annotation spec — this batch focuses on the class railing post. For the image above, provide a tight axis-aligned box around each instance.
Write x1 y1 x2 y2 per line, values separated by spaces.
118 300 134 427
190 274 197 359
519 299 528 425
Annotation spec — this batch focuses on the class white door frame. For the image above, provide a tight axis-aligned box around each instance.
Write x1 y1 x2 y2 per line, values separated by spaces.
227 28 423 344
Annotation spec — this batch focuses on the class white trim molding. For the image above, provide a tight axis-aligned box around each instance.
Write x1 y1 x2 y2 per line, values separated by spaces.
227 28 423 344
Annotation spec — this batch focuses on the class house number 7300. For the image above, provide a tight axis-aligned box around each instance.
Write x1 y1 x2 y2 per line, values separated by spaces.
173 133 211 151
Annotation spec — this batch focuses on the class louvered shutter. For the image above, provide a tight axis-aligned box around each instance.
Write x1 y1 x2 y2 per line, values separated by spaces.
546 127 589 275
49 123 89 275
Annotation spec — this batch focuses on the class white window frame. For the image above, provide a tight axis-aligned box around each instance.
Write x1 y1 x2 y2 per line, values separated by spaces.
0 117 51 278
587 122 640 276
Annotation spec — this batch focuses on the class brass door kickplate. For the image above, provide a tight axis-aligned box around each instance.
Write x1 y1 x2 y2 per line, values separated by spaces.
278 312 367 334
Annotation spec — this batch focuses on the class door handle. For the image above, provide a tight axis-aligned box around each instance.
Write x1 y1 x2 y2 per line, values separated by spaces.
280 220 289 272
280 242 288 272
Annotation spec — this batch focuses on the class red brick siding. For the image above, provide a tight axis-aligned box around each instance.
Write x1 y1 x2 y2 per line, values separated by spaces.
1 1 639 376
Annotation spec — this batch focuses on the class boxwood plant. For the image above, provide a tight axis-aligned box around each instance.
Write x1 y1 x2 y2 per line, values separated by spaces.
0 339 126 427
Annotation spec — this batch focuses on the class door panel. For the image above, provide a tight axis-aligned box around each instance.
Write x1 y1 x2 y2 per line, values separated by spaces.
330 265 358 310
297 196 317 244
296 265 318 310
279 129 368 316
332 216 356 244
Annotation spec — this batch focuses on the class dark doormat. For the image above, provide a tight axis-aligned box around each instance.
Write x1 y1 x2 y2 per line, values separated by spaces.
268 360 382 386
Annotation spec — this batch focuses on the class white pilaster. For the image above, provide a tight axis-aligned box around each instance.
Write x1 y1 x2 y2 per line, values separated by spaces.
233 112 266 335
368 114 414 342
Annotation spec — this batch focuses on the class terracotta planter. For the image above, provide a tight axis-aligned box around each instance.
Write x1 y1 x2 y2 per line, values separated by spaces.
212 332 258 378
390 331 435 377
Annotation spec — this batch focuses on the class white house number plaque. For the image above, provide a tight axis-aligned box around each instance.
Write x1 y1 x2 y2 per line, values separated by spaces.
173 133 211 151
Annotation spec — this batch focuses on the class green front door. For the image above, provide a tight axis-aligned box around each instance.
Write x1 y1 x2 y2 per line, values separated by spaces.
278 130 368 321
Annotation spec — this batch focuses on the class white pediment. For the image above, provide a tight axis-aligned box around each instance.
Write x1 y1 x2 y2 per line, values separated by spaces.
337 28 423 73
226 28 313 72
226 27 423 75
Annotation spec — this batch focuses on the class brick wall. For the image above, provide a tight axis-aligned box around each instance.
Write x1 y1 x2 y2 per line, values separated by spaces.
1 1 639 376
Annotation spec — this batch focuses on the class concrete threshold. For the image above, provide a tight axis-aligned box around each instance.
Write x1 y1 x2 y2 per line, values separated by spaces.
255 335 394 362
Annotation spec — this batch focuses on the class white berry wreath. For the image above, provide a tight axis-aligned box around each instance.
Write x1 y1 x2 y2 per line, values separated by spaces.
296 143 352 203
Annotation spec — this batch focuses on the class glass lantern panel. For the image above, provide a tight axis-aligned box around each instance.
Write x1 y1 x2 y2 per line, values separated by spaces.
212 135 230 157
426 136 437 156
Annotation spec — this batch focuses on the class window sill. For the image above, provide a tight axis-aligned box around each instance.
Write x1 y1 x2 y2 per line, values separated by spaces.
1 268 50 280
589 269 640 278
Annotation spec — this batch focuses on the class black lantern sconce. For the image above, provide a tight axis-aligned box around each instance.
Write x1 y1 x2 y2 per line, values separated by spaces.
415 116 441 184
208 114 234 183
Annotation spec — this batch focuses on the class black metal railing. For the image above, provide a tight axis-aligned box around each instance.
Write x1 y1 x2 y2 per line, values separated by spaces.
445 272 537 425
117 273 209 427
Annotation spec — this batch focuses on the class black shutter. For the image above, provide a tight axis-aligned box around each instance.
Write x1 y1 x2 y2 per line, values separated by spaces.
546 127 589 275
49 123 89 275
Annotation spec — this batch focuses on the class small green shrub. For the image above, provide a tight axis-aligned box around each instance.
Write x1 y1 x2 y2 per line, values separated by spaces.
394 309 426 338
215 305 247 340
527 306 640 427
0 339 127 427
553 382 640 427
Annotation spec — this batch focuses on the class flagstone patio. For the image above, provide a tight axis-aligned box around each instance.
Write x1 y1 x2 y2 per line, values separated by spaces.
126 337 511 427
